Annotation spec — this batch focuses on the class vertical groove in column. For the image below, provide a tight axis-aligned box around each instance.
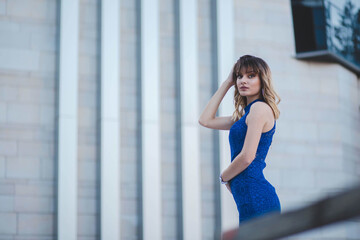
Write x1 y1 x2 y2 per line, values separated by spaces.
100 0 121 239
179 0 201 239
140 0 161 239
216 0 238 231
174 0 184 239
57 1 79 240
210 0 221 238
135 0 143 238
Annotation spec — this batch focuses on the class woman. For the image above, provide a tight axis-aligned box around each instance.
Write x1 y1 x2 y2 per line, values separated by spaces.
198 55 281 224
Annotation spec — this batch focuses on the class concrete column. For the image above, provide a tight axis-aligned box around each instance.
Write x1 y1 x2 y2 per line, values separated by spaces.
57 0 79 239
179 0 201 239
100 0 121 239
216 0 238 231
141 0 161 239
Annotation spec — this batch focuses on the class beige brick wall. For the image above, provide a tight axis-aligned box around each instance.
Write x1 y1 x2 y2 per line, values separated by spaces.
119 0 140 239
159 0 178 239
198 0 218 239
78 0 100 239
0 0 359 239
0 0 57 239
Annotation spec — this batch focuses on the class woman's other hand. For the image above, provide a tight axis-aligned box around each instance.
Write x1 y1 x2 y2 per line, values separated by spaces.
225 182 232 194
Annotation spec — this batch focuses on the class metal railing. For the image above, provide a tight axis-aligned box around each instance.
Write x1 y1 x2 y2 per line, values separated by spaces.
222 183 360 240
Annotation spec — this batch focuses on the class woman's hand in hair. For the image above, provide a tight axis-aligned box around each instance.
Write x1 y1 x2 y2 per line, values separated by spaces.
225 63 236 87
198 62 237 130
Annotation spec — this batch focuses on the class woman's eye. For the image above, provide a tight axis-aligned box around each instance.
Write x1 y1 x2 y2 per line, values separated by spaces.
249 74 254 78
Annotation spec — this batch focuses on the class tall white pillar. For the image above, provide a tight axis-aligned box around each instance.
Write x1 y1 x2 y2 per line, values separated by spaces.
57 1 79 239
141 0 161 239
100 0 121 239
216 0 238 231
179 0 201 239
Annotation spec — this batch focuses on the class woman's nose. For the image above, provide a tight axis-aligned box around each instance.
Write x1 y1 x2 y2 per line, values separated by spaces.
240 78 247 84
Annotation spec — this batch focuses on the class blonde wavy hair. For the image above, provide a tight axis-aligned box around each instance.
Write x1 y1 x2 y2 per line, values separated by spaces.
231 55 281 121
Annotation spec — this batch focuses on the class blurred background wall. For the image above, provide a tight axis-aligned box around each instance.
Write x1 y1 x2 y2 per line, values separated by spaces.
0 0 359 240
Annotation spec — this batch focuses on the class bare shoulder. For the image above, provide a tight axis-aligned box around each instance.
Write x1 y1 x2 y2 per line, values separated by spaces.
246 101 274 126
250 101 273 116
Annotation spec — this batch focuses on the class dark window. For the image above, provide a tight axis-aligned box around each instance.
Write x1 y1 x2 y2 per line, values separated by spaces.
291 0 360 74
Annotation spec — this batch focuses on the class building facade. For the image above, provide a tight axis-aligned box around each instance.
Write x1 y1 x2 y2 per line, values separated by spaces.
0 0 359 239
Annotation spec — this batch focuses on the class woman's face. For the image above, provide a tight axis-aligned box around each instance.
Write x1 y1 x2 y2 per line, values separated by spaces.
236 68 261 97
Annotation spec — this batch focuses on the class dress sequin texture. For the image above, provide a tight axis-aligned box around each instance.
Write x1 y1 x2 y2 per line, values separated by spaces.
228 98 281 224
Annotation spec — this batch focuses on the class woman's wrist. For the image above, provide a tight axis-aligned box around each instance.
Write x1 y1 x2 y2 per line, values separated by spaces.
219 173 228 184
222 79 233 89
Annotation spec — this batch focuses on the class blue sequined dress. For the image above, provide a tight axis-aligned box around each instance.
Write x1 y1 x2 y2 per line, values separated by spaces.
228 98 281 224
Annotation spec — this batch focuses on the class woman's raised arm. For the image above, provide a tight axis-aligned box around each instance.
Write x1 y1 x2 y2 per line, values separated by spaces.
198 66 236 130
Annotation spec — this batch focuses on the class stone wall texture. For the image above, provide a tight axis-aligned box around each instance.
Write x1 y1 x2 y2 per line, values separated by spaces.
0 0 359 239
